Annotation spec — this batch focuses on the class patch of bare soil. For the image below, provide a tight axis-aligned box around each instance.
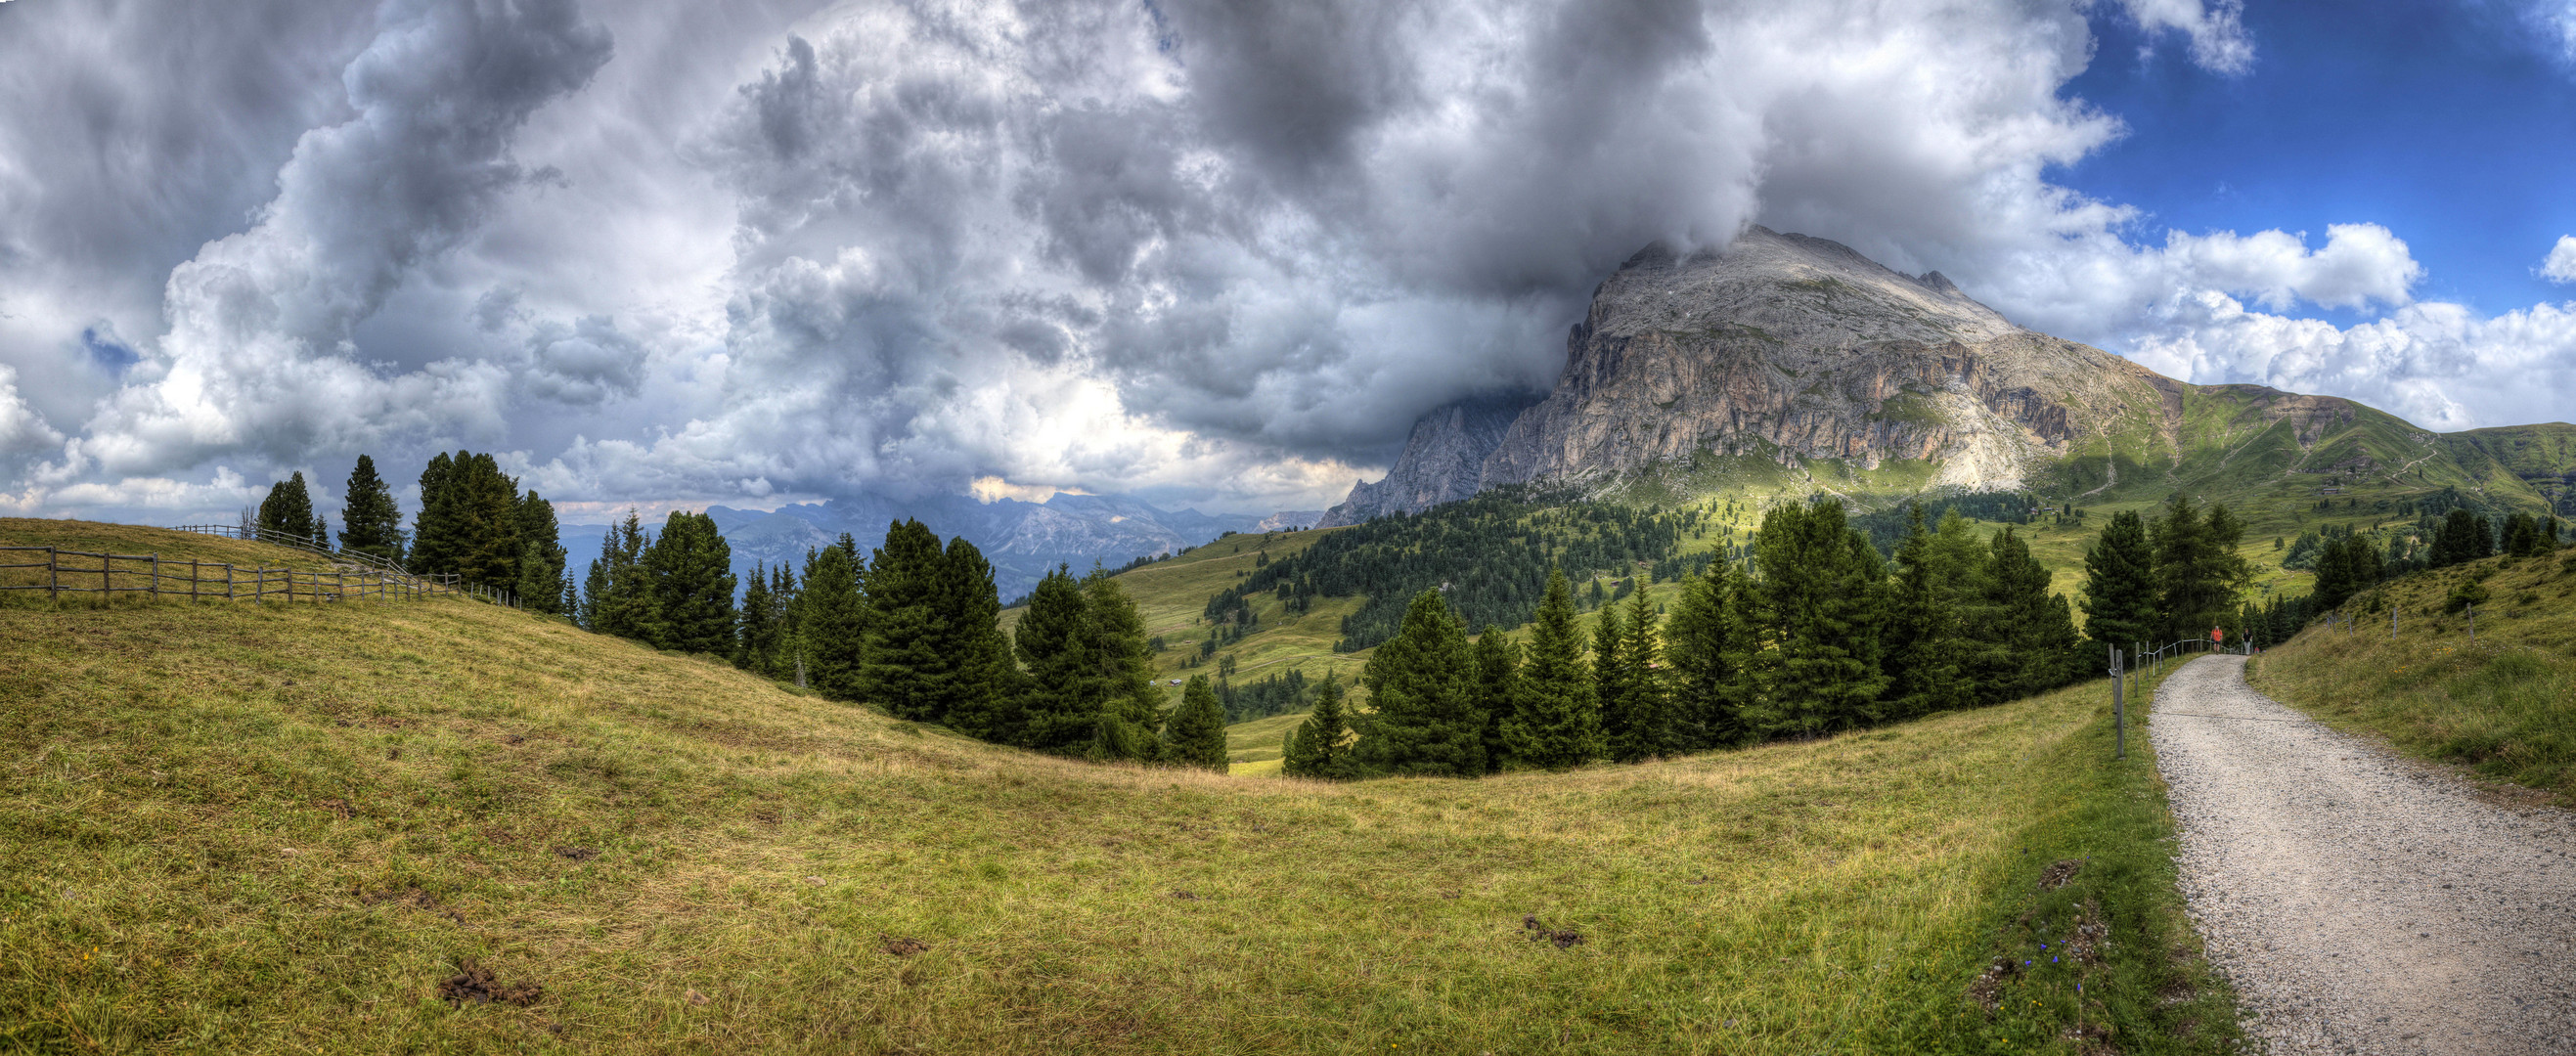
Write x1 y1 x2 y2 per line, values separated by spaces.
438 958 542 1007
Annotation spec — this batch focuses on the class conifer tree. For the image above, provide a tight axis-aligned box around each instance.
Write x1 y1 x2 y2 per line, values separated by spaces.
1014 566 1101 753
1605 580 1676 762
1590 598 1628 747
453 454 522 592
1083 568 1165 762
736 562 777 670
860 519 951 722
337 455 404 563
257 472 319 543
642 511 735 654
1282 677 1356 778
512 492 566 614
410 453 462 576
585 509 652 639
1502 567 1602 769
2151 495 2252 641
766 562 803 681
1165 675 1230 771
1355 590 1484 776
1979 526 2080 702
1741 501 1888 738
1883 506 1973 721
936 537 1022 743
1665 560 1748 749
1469 627 1521 773
800 538 868 701
312 513 331 551
2078 509 2156 656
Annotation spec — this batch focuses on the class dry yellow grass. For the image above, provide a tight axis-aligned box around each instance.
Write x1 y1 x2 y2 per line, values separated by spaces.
0 521 2238 1054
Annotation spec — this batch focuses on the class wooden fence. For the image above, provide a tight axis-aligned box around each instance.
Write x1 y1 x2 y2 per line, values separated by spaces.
0 546 526 608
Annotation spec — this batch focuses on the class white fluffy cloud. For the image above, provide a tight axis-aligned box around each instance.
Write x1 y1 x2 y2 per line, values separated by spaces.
2 0 2570 524
2544 235 2576 283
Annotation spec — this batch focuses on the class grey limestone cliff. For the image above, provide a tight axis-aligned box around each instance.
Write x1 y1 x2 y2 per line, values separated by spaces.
1324 226 2161 522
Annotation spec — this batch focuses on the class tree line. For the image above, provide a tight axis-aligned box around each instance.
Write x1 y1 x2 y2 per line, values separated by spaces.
1284 498 2091 778
252 452 568 612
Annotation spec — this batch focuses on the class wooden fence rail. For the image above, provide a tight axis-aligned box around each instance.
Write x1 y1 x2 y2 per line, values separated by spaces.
0 546 527 608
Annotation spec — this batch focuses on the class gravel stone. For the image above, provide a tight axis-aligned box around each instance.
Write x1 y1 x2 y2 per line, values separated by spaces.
2153 655 2576 1054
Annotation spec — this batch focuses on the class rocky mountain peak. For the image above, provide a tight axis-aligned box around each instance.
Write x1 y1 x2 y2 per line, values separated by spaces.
1321 227 2147 526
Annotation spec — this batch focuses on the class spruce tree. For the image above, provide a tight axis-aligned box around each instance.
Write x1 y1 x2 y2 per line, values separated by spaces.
1606 579 1675 762
1665 560 1748 749
1282 678 1356 778
312 513 331 551
936 537 1021 744
1883 506 1972 721
512 492 567 614
642 511 736 654
2078 510 2156 656
1979 526 2078 702
1083 568 1165 762
1742 501 1888 739
1590 599 1629 750
736 562 776 670
1469 627 1520 774
1354 590 1484 776
452 454 522 592
586 509 652 640
2151 496 2252 641
860 519 951 722
1014 566 1102 753
257 472 318 543
1502 567 1602 770
337 455 404 563
800 539 868 701
766 562 803 681
410 453 462 577
1165 674 1230 771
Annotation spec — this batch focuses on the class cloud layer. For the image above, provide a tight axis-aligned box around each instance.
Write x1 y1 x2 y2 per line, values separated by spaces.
1 0 2571 522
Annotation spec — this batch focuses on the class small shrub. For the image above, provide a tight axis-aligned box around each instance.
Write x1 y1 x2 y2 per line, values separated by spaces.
2446 580 2490 613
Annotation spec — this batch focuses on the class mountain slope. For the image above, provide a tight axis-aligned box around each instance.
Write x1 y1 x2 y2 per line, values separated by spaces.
1325 228 2576 526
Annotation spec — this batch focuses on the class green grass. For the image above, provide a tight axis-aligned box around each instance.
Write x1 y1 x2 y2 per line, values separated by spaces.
0 521 2241 1054
2246 546 2576 804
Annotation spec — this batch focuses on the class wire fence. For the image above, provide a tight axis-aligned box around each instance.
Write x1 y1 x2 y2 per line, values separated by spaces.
0 544 527 609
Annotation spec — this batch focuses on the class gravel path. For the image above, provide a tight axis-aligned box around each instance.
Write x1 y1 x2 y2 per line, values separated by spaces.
2152 654 2576 1054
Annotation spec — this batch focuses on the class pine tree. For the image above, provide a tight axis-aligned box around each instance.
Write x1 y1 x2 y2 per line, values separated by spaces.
1979 526 2078 702
257 472 318 543
1282 677 1356 778
1014 566 1102 753
585 509 652 639
2151 496 2252 641
936 538 1021 744
641 511 735 654
410 453 462 577
1590 598 1629 749
1469 627 1520 774
1164 675 1230 771
2501 512 2543 557
312 513 331 551
2078 509 2157 657
1083 568 1164 763
1501 568 1602 770
1883 506 1973 721
1355 590 1484 776
337 455 404 563
735 562 776 670
452 454 522 592
1742 501 1888 739
800 539 868 701
512 492 566 614
1665 560 1748 749
860 519 951 722
1605 579 1675 762
766 562 802 681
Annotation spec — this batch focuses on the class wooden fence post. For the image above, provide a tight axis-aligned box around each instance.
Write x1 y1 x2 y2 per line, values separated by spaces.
151 554 159 597
103 553 111 597
191 559 200 602
47 548 58 602
226 564 234 600
254 566 264 601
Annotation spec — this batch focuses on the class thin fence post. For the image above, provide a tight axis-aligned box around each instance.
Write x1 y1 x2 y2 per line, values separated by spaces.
255 566 264 601
48 547 58 603
151 553 159 598
103 553 111 597
226 564 235 601
191 559 200 602
336 570 344 602
2111 645 2125 760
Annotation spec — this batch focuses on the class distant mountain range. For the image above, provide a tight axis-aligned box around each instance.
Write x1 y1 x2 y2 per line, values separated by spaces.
562 494 1322 603
1322 226 2576 525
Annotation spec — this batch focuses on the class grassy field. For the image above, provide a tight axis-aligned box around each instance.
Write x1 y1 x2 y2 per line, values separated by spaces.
0 521 2241 1054
2247 546 2576 805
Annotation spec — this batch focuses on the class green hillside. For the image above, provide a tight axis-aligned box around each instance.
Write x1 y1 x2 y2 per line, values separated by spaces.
1 521 2240 1053
2248 544 2576 804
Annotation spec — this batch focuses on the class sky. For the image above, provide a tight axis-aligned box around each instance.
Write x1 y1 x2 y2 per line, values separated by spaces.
1 0 2573 525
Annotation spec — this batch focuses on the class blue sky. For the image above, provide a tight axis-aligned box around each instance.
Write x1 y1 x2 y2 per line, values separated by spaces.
2066 0 2576 319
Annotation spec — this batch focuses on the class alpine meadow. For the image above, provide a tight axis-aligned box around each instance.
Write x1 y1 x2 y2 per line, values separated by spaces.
9 2 2576 1052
